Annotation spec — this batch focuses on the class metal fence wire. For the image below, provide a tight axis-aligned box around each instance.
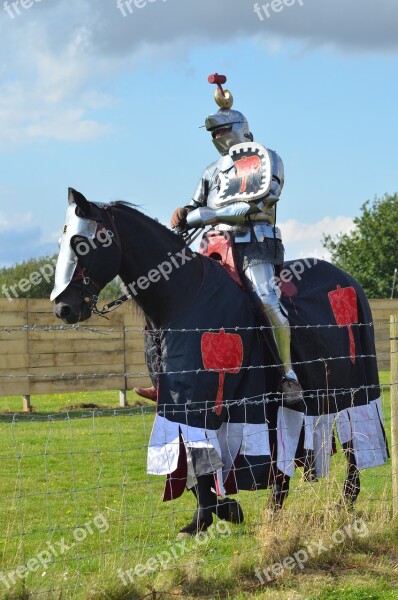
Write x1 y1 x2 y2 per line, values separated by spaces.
0 302 396 599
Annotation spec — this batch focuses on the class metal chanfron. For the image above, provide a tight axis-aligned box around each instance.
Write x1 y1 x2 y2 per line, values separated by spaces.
50 203 97 301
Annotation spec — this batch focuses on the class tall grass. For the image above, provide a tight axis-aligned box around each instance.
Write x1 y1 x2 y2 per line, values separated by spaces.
0 375 395 599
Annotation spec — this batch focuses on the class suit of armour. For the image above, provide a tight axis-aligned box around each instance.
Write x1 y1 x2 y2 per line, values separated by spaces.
185 143 297 381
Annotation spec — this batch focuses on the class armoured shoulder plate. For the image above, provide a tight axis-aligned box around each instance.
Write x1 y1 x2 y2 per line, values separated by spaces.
214 142 272 207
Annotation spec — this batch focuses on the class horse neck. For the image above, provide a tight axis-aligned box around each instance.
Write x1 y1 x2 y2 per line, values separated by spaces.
114 207 204 326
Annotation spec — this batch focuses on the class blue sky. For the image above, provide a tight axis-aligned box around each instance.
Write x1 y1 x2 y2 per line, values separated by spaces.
0 0 397 266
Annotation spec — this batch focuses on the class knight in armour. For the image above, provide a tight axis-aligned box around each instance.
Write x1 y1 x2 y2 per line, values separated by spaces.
170 74 302 402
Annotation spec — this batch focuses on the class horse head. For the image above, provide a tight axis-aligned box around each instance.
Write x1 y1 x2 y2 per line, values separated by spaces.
52 188 122 324
52 187 205 327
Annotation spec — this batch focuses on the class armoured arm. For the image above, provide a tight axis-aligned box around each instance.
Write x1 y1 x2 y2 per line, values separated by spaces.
186 162 220 213
186 201 262 228
186 177 209 209
171 167 213 228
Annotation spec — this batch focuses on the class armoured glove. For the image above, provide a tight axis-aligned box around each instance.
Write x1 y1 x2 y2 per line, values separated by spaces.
170 206 191 229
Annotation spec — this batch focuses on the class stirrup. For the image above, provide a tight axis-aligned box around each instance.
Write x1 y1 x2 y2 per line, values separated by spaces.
280 376 303 405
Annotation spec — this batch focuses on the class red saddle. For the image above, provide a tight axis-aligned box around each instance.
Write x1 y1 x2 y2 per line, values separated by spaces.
199 230 244 288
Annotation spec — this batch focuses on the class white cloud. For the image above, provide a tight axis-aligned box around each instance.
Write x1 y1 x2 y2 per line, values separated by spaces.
0 210 57 266
0 211 34 232
280 215 354 261
0 23 115 148
25 109 112 142
0 0 396 148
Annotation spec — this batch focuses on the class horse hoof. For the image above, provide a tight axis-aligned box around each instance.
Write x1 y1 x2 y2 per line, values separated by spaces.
177 510 213 538
216 498 244 524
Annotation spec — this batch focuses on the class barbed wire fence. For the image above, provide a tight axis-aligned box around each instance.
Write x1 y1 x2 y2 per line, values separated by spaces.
0 310 396 599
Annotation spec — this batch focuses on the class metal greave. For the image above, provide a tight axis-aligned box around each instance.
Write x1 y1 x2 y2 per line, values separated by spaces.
243 262 292 373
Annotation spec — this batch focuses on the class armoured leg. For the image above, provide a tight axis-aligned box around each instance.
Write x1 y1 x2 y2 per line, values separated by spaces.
243 263 293 374
243 262 302 403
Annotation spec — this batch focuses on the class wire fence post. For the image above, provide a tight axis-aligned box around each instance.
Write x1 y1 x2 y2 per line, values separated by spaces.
390 315 398 516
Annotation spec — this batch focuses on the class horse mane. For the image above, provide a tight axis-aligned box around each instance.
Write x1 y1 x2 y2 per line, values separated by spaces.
109 200 137 209
109 201 187 248
107 201 190 322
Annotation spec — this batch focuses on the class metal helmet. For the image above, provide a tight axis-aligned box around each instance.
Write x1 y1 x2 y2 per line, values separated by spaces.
205 108 252 155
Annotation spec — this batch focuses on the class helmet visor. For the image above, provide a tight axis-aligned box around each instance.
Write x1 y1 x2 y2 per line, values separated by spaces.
211 125 232 140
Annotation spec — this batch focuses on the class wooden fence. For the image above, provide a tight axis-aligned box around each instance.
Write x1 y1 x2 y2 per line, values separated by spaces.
0 298 397 406
0 298 150 405
369 299 398 370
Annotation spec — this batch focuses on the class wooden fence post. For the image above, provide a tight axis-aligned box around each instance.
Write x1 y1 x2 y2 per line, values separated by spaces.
23 395 31 413
119 310 128 408
119 390 128 407
390 315 398 516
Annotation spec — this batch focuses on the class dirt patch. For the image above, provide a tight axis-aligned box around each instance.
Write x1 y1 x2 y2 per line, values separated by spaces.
61 403 108 410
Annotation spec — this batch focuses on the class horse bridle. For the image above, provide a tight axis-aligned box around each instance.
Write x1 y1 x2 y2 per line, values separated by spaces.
71 205 127 318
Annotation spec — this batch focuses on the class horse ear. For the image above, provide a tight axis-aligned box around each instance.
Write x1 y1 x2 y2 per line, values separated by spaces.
68 188 91 216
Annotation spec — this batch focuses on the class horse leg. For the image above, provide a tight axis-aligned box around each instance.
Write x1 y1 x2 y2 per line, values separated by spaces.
270 470 290 511
178 474 215 536
303 449 318 482
268 432 290 512
341 441 360 509
215 497 244 524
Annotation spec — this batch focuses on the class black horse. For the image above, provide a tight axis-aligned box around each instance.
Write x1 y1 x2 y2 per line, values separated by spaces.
53 189 388 535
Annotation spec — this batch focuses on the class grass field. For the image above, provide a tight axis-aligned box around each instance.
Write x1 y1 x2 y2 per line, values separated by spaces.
0 374 396 599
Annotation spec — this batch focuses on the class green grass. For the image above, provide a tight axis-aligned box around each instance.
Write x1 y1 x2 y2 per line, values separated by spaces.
0 389 155 415
0 374 395 599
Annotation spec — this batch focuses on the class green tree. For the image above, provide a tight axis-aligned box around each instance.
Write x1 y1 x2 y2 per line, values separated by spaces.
99 277 125 300
0 255 57 299
0 255 124 300
323 193 398 298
